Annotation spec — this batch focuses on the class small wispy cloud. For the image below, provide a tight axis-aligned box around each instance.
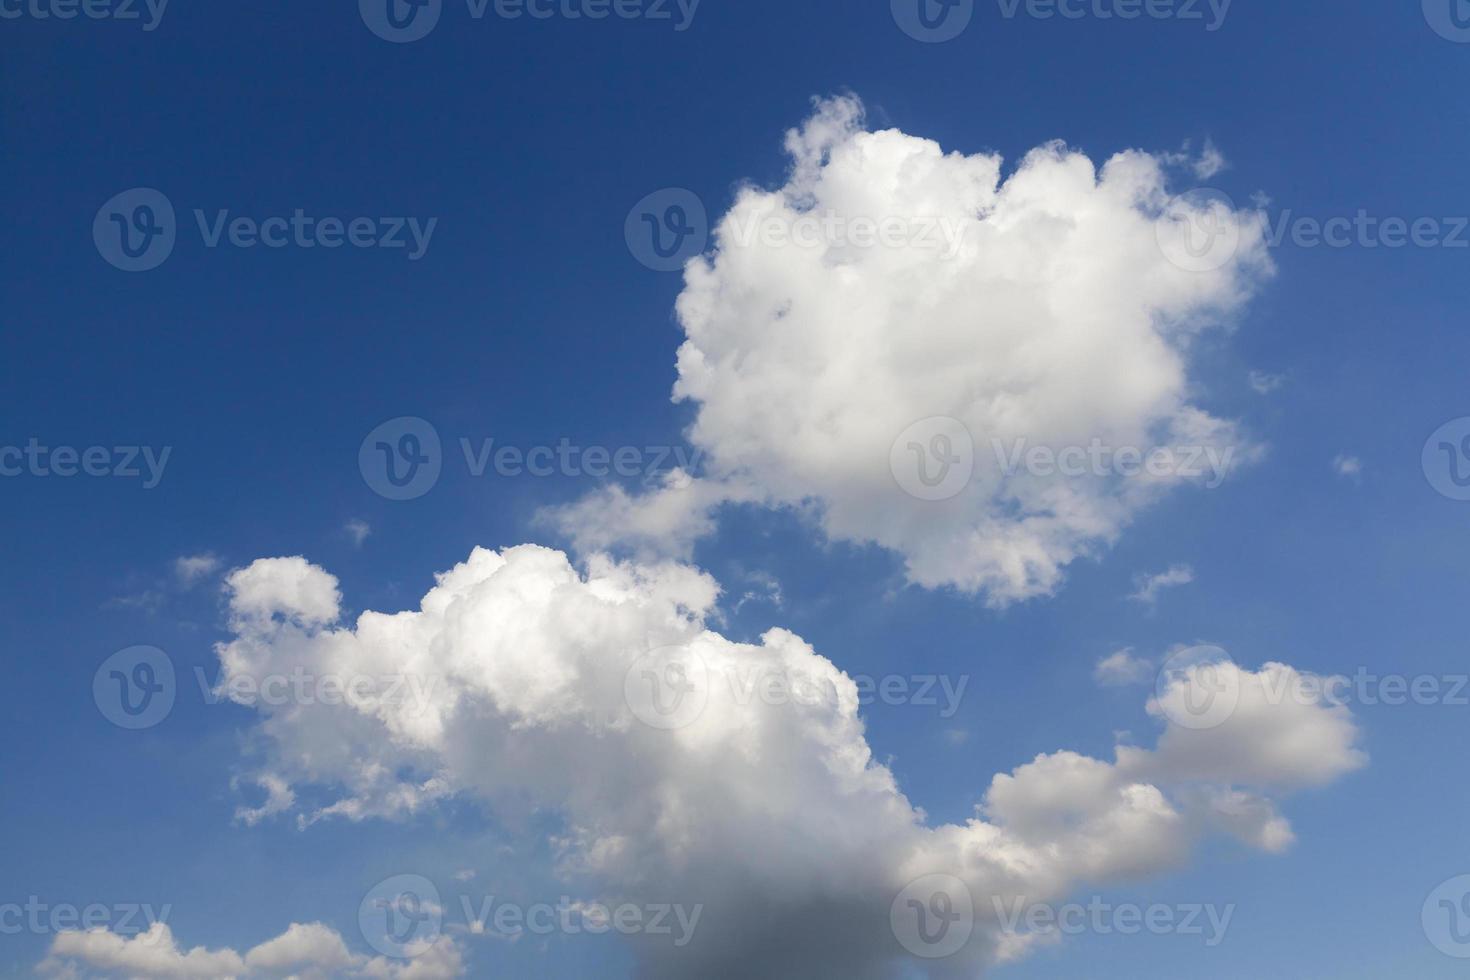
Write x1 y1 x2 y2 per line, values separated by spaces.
1094 648 1154 687
174 553 222 588
344 519 372 548
1333 455 1363 481
232 773 296 827
1248 370 1287 395
1129 564 1195 606
1193 139 1226 179
732 571 784 614
108 553 222 613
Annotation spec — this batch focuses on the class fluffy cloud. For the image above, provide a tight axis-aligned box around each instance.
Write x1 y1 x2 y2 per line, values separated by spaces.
1094 648 1154 686
40 921 464 980
196 546 1362 978
549 96 1273 605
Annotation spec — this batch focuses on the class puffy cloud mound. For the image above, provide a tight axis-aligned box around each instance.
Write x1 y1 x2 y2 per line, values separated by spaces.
190 547 1361 978
550 96 1274 604
40 921 463 980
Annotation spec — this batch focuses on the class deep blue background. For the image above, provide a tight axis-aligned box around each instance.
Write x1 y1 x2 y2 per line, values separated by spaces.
2 0 1468 975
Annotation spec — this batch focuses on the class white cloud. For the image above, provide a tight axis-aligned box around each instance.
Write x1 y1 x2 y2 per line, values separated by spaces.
1333 454 1363 480
1195 142 1226 179
233 772 296 827
1129 564 1196 605
547 96 1274 606
1248 369 1286 394
40 922 464 980
175 554 223 588
223 557 342 629
1094 648 1153 686
346 519 373 547
203 546 1362 978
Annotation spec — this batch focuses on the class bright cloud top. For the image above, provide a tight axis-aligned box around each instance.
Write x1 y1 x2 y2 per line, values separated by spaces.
117 546 1372 978
552 95 1274 604
41 921 464 980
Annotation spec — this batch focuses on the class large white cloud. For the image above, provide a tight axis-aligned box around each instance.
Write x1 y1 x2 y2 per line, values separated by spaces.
40 921 464 980
550 96 1274 604
171 546 1364 978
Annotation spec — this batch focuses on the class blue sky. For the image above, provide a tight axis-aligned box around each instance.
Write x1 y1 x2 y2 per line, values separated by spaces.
3 1 1470 977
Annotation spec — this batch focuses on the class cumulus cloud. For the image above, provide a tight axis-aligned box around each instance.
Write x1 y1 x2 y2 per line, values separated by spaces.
197 546 1362 978
548 96 1273 605
1094 648 1154 686
39 921 464 980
